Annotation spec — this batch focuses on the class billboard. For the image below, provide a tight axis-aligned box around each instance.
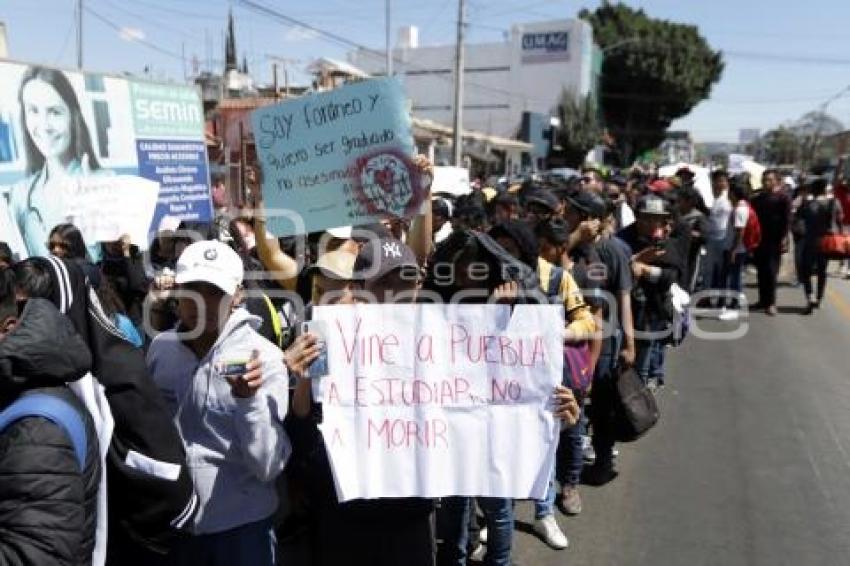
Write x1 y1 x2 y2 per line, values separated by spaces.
0 60 211 258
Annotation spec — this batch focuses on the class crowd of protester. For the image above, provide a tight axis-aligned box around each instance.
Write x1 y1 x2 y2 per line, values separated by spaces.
0 156 847 566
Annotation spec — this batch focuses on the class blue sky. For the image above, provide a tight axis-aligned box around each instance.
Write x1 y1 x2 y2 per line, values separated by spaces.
4 0 850 143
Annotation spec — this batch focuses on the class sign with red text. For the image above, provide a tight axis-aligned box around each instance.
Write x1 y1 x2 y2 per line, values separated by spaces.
312 304 564 502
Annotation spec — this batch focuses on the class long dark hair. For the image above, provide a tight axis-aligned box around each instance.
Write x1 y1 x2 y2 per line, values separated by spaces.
18 65 101 176
49 223 88 260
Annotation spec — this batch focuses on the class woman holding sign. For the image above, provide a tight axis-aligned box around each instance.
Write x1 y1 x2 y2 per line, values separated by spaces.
9 66 106 258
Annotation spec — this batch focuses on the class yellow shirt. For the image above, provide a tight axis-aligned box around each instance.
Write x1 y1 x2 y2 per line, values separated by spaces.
538 257 597 340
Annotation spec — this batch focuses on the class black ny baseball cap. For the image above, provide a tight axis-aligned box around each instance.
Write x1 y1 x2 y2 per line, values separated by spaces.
354 238 420 282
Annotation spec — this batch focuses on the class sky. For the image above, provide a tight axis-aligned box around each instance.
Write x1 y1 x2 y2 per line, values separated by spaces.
3 0 850 143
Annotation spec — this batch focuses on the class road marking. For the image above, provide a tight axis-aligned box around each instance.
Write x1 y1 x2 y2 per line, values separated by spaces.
827 287 850 320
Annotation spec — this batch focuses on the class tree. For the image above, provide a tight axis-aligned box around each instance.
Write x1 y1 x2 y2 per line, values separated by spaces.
755 112 844 168
759 126 801 165
580 3 724 165
549 90 601 168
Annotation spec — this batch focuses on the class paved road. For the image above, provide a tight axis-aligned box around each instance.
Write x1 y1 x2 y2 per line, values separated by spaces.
511 270 850 566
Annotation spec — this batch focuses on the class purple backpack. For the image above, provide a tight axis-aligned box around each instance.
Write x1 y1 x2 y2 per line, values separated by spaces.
547 266 593 396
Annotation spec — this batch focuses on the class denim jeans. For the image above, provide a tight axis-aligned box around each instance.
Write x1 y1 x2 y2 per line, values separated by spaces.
590 331 622 473
436 497 513 566
534 406 584 519
726 251 747 302
702 239 729 292
636 338 666 384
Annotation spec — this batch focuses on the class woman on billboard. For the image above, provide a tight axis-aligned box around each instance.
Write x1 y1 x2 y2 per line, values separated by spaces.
9 65 106 257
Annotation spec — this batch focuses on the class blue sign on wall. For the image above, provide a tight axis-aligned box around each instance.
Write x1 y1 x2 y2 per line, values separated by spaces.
521 31 570 63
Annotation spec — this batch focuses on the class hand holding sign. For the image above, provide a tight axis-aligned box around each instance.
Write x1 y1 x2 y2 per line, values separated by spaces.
314 304 564 501
553 385 579 426
251 78 425 237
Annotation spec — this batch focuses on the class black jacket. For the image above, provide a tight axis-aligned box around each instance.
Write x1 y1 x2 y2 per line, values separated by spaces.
426 230 542 303
618 224 688 331
0 299 101 566
35 257 196 557
99 247 149 326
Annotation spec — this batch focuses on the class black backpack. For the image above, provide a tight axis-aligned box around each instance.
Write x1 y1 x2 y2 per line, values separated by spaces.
614 366 660 442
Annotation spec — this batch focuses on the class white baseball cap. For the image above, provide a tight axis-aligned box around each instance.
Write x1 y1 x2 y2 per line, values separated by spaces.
175 240 244 296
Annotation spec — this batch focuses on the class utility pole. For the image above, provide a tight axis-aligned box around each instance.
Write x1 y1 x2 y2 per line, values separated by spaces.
452 0 465 167
76 0 83 69
385 0 393 76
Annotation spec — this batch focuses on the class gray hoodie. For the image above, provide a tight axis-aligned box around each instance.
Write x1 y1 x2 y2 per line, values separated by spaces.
146 308 290 535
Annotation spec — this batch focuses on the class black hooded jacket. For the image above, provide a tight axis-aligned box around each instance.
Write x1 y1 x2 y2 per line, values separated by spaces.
488 220 540 271
0 299 100 566
426 230 542 302
32 257 196 557
618 223 688 330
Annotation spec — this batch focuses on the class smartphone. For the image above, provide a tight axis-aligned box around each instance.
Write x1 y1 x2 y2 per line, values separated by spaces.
219 359 249 379
301 321 329 378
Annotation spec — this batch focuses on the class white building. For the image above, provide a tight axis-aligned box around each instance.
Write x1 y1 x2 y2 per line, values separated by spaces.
349 19 598 142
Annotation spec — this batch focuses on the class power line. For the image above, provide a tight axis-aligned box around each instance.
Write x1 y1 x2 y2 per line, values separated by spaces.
94 0 207 43
236 0 554 107
84 5 185 61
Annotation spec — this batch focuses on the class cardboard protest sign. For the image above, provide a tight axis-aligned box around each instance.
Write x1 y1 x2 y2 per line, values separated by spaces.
252 78 425 237
61 175 160 246
0 60 211 258
312 304 564 502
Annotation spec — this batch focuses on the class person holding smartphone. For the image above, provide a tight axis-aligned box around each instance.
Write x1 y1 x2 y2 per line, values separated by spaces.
146 240 290 566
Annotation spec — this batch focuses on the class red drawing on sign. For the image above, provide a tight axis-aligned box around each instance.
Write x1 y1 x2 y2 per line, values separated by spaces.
351 149 424 219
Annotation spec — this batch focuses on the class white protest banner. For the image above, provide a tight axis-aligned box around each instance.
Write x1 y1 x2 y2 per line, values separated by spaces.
311 303 564 502
727 153 753 174
61 175 160 246
251 78 427 237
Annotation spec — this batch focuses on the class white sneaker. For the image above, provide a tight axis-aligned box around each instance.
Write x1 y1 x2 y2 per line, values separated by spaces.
718 308 739 321
534 515 569 550
478 526 487 544
470 543 486 561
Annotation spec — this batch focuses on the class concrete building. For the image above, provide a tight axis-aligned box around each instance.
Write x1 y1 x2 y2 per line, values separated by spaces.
348 18 598 169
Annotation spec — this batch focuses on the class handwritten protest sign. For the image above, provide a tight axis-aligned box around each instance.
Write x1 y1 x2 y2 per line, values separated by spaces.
312 304 564 502
61 175 161 246
251 78 425 237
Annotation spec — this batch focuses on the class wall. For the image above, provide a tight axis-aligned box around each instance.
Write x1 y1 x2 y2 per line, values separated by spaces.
349 18 595 140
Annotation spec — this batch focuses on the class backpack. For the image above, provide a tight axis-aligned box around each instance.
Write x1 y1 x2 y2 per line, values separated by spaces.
614 366 660 442
546 265 593 396
742 203 762 251
0 392 88 471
